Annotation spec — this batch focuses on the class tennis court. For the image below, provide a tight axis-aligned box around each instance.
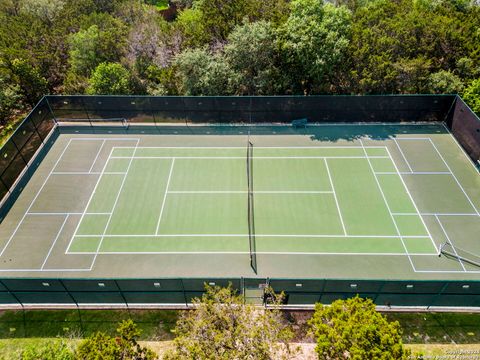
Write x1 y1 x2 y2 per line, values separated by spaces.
0 123 479 281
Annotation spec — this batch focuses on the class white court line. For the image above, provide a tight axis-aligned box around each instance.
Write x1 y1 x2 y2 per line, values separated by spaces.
27 212 83 216
324 159 346 235
384 146 439 254
392 213 478 216
0 138 74 257
360 139 416 271
375 172 451 175
41 215 69 270
110 146 388 149
73 234 430 238
67 137 140 141
52 172 102 175
51 172 126 175
155 158 175 235
392 137 414 173
413 270 480 274
435 215 466 271
167 190 334 194
441 123 480 173
89 140 140 268
88 139 106 173
391 213 418 216
68 251 439 256
305 123 442 127
110 156 391 160
428 138 480 216
0 268 94 272
392 137 431 140
64 138 139 255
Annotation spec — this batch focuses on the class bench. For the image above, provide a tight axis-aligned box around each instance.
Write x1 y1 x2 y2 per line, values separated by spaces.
292 118 308 128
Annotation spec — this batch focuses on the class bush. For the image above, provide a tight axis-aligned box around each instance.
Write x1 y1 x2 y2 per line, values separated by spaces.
164 284 294 359
20 339 74 360
309 296 410 360
76 319 157 360
463 78 480 115
87 62 133 95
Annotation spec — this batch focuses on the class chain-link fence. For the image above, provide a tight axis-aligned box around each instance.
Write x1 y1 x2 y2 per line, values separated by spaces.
0 278 479 307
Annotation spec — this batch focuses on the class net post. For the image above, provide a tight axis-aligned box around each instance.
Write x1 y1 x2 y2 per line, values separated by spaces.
440 241 480 268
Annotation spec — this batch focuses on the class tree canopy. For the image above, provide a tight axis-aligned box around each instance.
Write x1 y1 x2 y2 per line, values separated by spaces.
309 296 410 360
0 0 479 125
164 284 294 359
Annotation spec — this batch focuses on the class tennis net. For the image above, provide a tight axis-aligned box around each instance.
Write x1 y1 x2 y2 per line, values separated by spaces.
247 140 257 274
440 242 480 268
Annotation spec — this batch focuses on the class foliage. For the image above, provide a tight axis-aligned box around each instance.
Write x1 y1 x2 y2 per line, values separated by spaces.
20 339 74 360
192 0 252 41
224 21 282 95
463 78 480 114
76 319 157 360
19 0 65 23
87 62 133 95
67 25 101 77
174 48 236 95
9 58 48 105
144 0 169 11
176 8 209 47
279 0 352 94
0 76 24 124
0 0 479 129
64 12 127 92
309 296 410 360
164 284 294 359
427 70 464 94
171 0 194 8
347 0 473 93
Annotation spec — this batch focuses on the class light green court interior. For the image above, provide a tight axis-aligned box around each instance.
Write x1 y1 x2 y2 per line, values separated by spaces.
68 146 435 256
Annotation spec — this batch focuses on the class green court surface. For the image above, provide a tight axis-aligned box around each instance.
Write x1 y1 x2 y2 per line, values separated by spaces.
0 123 479 280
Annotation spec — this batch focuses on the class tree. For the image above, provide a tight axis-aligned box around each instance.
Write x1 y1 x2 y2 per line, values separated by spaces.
456 57 479 80
309 296 410 360
394 56 431 93
175 8 209 47
224 21 283 95
0 75 24 124
76 319 157 360
463 78 480 114
193 0 252 41
126 14 169 76
164 284 294 359
279 0 352 94
248 0 291 25
20 339 74 360
68 13 127 78
171 0 194 8
428 70 464 94
87 62 133 95
174 48 236 95
19 0 65 24
65 12 128 92
347 0 472 94
10 58 48 105
67 25 101 77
